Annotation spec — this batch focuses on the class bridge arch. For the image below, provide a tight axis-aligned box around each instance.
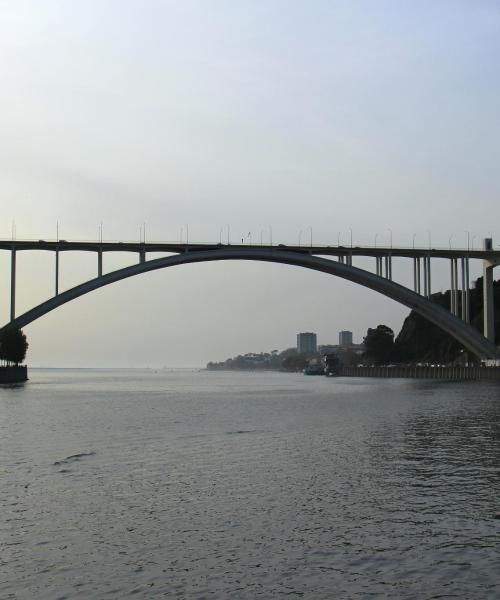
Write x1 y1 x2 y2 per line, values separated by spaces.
5 248 499 359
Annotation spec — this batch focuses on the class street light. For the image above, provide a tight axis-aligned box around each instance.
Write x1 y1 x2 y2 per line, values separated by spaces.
374 233 378 248
260 229 265 246
349 227 353 248
219 227 223 244
449 234 453 250
185 224 189 245
387 228 392 249
412 233 417 248
298 230 303 247
337 232 341 246
226 224 230 245
308 225 313 248
465 230 470 252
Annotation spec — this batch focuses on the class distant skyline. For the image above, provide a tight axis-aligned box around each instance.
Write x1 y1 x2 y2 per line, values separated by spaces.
1 1 499 366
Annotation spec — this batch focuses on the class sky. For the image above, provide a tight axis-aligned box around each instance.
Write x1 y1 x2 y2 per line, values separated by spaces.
0 0 499 367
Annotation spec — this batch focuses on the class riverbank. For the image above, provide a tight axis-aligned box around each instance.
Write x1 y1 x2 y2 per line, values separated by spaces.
0 366 28 383
339 365 500 380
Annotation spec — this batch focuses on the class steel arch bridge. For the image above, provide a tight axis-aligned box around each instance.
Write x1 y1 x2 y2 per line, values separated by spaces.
1 239 499 359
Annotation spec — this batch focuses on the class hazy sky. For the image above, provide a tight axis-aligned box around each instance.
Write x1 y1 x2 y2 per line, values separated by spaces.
1 1 499 366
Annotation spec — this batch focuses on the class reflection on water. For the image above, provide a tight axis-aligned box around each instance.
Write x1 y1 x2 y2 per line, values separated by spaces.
1 370 499 599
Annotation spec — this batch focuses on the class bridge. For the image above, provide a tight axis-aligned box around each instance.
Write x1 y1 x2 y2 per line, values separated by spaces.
1 237 499 359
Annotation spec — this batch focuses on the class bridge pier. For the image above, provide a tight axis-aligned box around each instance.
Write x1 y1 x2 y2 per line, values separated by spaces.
483 238 495 342
423 256 432 298
10 248 16 321
98 248 103 277
413 257 421 294
140 248 146 264
450 258 457 315
55 249 59 296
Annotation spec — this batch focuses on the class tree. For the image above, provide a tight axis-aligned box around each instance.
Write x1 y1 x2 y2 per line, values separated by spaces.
0 326 29 366
363 325 394 365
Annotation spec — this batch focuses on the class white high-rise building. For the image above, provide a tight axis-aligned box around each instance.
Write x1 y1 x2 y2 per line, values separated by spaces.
297 332 317 354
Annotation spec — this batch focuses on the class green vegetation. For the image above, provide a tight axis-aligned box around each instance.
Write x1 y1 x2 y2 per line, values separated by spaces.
363 325 395 365
0 326 29 366
207 348 312 372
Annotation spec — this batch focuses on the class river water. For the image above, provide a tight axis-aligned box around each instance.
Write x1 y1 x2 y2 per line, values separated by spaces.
1 369 500 599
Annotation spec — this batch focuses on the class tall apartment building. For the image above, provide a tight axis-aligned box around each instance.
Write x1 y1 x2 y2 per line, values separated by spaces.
339 330 353 347
297 332 317 354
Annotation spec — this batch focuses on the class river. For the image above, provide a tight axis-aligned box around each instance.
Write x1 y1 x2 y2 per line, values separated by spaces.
1 369 500 598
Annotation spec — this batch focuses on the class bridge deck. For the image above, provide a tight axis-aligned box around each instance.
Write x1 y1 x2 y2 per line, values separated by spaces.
0 240 498 260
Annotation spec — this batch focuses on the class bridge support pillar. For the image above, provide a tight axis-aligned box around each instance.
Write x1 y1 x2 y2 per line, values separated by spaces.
483 238 495 342
140 249 146 264
384 255 392 280
98 248 103 277
10 248 16 321
55 249 59 296
465 257 470 323
422 256 431 298
376 256 383 277
461 257 469 322
413 257 421 293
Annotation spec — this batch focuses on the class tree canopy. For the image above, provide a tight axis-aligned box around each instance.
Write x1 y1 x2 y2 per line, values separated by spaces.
363 324 394 365
0 326 29 366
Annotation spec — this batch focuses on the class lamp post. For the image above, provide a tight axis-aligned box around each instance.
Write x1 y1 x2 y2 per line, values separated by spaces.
449 234 453 250
412 233 416 248
387 228 392 249
374 233 378 248
349 227 353 248
308 225 313 248
260 230 265 246
337 232 341 246
465 230 470 252
298 230 303 247
226 224 230 245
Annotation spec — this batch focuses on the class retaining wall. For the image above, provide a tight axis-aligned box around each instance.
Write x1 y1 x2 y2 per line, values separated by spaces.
339 365 500 381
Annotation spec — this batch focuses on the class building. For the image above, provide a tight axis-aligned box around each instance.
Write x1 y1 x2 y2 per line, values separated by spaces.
339 330 353 347
297 332 317 354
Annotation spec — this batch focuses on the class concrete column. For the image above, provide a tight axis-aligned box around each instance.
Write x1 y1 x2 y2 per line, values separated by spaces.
55 249 59 296
426 256 431 298
423 257 428 298
461 257 466 321
10 248 16 321
417 258 421 294
98 248 103 277
483 238 495 342
413 257 417 291
384 256 392 280
453 259 459 316
139 248 146 264
483 261 495 341
465 257 470 323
